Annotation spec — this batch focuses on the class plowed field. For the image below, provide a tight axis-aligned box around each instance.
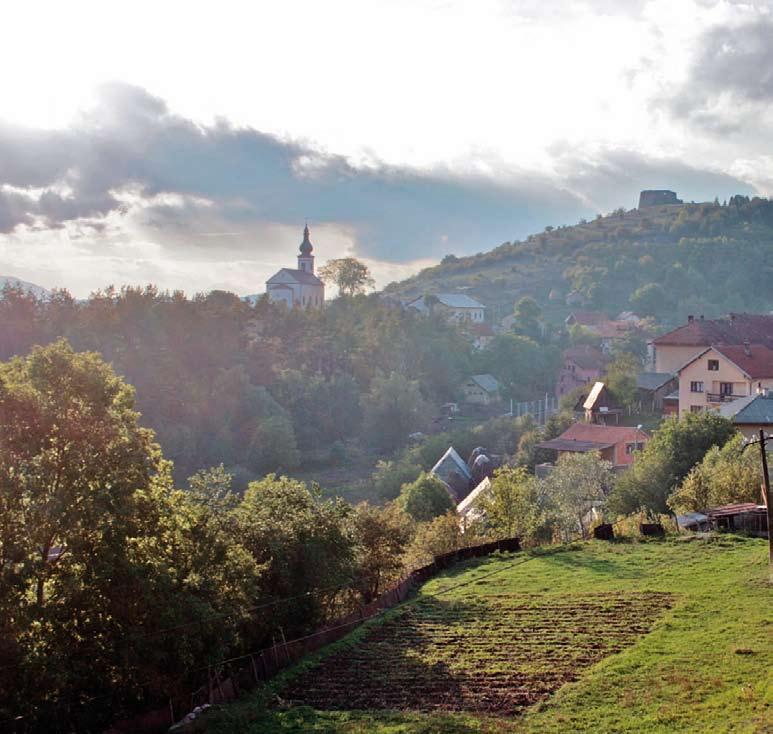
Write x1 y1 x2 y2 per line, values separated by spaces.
282 592 673 715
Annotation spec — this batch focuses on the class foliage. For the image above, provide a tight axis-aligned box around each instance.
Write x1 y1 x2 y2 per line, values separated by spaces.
0 287 473 485
610 412 737 515
667 433 765 513
396 472 455 522
403 511 486 569
362 372 427 451
236 475 355 636
511 296 543 340
351 502 414 602
318 257 375 297
0 341 261 729
542 452 616 539
480 466 553 546
605 352 640 410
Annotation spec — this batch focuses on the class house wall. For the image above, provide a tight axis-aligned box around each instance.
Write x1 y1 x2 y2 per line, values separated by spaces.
678 349 773 415
654 344 707 374
462 384 494 405
440 305 485 323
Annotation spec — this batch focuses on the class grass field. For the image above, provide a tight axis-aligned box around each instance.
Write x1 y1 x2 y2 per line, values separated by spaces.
207 536 772 733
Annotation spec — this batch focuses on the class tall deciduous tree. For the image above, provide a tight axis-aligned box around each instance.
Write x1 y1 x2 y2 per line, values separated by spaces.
542 452 615 539
319 257 375 296
397 472 455 522
610 412 737 515
362 371 427 451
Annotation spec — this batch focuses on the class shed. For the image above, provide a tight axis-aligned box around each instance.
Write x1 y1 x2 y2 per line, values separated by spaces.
707 503 768 538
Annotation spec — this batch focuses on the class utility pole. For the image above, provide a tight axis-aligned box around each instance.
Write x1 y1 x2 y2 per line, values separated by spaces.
758 429 772 571
745 430 772 576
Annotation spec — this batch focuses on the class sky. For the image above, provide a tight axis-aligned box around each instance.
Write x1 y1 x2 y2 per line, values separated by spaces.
1 0 771 297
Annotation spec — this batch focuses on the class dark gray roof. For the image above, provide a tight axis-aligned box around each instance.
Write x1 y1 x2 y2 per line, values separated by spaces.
266 268 323 286
469 374 500 393
720 393 773 425
636 372 675 391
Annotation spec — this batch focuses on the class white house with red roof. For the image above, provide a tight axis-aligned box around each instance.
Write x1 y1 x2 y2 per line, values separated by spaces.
676 342 773 415
265 225 325 309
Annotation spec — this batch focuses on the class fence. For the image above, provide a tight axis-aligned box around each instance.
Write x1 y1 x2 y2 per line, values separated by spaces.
509 395 558 424
109 537 522 733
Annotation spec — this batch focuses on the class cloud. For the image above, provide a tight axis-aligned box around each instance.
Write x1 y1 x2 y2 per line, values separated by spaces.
663 17 773 133
0 82 762 295
552 146 755 212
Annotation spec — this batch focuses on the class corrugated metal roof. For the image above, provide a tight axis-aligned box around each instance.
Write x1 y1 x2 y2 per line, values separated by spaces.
583 381 606 410
470 374 500 393
457 476 492 517
720 393 773 424
707 503 766 517
636 372 675 391
436 293 485 309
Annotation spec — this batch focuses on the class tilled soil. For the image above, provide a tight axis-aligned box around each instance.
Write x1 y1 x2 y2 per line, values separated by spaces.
281 592 673 716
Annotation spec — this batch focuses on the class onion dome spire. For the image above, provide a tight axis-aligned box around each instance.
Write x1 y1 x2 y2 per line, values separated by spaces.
300 223 313 255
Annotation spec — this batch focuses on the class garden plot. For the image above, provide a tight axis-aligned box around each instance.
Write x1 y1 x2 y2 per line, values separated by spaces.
282 591 673 716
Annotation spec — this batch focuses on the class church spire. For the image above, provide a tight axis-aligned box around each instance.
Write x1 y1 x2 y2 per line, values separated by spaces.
300 223 313 255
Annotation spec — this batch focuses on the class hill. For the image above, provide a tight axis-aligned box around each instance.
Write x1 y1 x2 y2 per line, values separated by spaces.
0 275 50 299
384 195 773 328
208 536 771 733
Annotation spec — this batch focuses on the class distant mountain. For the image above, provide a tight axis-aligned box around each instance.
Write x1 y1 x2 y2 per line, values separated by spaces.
0 276 51 300
384 195 773 328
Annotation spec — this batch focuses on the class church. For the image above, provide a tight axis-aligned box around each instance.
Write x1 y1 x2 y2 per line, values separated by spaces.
265 225 325 309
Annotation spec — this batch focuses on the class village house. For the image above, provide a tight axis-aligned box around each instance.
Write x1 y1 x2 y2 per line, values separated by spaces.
582 381 623 425
430 446 472 501
676 343 773 415
406 293 486 323
536 423 649 470
649 313 773 374
460 374 501 406
265 225 325 309
636 372 678 414
555 345 608 399
468 322 496 350
718 390 773 439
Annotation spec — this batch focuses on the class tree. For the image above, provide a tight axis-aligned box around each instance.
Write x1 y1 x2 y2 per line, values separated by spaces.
319 257 375 296
610 412 737 515
397 472 455 522
0 340 261 728
351 503 413 602
362 372 426 451
480 466 553 545
606 352 639 410
404 511 485 569
511 296 542 340
630 282 671 318
235 475 355 635
543 452 615 539
668 434 764 514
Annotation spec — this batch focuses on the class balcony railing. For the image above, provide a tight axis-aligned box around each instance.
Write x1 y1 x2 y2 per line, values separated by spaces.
706 392 741 403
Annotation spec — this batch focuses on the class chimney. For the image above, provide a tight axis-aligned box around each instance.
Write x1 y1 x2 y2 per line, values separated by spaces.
687 315 694 323
744 339 751 357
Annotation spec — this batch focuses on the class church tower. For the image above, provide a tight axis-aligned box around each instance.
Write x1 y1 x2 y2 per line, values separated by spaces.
297 224 315 273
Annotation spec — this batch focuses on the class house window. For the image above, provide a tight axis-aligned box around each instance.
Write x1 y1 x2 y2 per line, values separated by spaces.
625 442 645 455
690 405 703 413
690 381 704 393
708 359 719 371
719 382 733 396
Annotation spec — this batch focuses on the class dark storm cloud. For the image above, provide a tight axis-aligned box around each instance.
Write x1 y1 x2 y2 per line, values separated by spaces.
0 83 759 260
664 17 773 132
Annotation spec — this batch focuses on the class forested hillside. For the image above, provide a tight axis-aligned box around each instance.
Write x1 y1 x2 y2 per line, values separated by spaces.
385 195 773 325
0 287 483 485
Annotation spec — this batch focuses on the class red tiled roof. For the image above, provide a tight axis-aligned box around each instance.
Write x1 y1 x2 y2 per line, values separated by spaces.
559 423 649 445
713 344 773 379
653 313 773 347
563 345 607 370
